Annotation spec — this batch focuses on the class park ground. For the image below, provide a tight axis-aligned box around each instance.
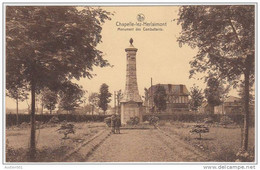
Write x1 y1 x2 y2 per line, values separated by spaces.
5 121 255 162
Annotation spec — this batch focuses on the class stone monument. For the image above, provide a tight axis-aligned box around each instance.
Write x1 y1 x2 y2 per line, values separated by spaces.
120 38 143 124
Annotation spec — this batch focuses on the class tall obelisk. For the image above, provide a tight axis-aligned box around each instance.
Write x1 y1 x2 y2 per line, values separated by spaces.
120 38 143 124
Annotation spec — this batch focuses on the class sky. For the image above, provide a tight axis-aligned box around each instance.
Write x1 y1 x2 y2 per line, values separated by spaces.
5 6 240 110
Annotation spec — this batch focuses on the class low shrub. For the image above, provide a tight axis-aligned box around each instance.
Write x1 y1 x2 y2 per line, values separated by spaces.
6 140 28 162
143 113 221 123
147 116 159 126
236 149 255 162
204 117 214 124
213 146 237 162
227 114 244 126
190 124 209 139
126 116 140 125
104 117 111 127
57 122 75 139
219 115 235 127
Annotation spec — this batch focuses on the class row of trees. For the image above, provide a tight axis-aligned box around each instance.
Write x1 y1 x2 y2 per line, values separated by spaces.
38 82 114 116
8 82 113 117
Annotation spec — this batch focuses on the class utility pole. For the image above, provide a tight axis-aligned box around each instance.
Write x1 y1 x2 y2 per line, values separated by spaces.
114 91 116 114
151 77 153 114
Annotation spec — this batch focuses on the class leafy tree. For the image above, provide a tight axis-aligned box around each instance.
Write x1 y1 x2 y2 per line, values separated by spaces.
6 86 28 125
204 78 222 107
189 85 204 112
6 6 111 160
177 5 254 151
83 104 93 114
98 83 112 114
6 60 29 123
88 92 99 115
59 82 85 114
153 85 167 113
41 87 58 114
204 77 230 113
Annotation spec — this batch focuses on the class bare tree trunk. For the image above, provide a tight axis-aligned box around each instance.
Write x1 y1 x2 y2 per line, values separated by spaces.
242 55 252 151
41 104 44 115
242 71 249 151
241 125 244 147
16 98 19 126
30 77 36 161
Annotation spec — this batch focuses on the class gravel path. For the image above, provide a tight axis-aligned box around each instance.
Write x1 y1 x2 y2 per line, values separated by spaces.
86 128 209 162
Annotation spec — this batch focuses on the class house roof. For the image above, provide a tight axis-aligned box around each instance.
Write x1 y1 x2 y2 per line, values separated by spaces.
148 84 189 96
225 96 241 103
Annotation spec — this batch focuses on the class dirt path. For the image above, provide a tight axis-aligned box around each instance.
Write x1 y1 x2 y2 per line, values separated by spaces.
86 128 210 162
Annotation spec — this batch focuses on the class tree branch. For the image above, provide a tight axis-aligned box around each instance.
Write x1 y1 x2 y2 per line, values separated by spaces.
228 18 241 44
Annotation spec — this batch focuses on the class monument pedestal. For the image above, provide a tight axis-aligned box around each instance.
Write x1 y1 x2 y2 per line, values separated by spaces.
121 102 143 124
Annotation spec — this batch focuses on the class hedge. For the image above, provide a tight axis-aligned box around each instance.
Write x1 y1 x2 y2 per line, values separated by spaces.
143 113 221 123
143 113 255 127
6 114 110 127
6 112 255 127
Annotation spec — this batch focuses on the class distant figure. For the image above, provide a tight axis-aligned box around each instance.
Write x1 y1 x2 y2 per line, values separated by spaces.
115 115 121 134
111 114 116 134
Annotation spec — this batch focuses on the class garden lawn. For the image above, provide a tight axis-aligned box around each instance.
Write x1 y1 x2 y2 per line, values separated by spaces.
160 121 255 162
6 122 106 162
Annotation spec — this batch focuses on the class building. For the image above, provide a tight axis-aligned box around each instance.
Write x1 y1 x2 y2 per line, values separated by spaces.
214 96 242 114
198 101 213 114
144 84 189 113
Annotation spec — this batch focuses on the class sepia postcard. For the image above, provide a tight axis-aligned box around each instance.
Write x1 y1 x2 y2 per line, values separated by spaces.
2 1 259 170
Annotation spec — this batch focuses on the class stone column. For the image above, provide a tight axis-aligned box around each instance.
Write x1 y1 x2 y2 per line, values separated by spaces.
120 38 143 124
